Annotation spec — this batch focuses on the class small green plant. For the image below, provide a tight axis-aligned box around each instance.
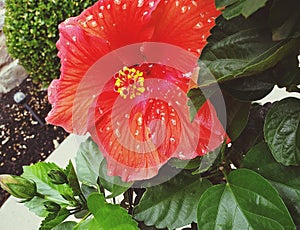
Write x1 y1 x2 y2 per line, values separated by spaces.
4 0 98 86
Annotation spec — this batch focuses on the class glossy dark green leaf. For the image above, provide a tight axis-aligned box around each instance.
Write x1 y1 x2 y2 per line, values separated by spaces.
226 104 270 167
271 54 300 88
264 97 300 166
224 93 251 141
197 169 295 229
75 137 104 186
243 142 300 224
87 193 138 230
64 161 81 196
99 160 133 198
52 221 77 230
39 208 70 230
134 172 212 229
269 0 300 40
199 11 300 85
221 75 274 101
22 162 73 205
216 0 268 19
187 85 218 122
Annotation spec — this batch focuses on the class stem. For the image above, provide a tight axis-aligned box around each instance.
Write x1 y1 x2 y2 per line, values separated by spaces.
220 167 228 182
36 193 69 205
75 211 92 227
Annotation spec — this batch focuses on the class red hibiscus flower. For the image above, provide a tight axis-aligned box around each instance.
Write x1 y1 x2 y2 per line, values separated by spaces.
46 0 228 182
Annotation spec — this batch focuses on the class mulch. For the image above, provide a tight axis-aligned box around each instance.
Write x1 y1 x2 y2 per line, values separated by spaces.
0 77 68 207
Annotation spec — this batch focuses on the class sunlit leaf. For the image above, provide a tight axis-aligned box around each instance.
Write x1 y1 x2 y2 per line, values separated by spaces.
75 137 103 186
22 162 72 204
134 171 212 229
197 169 295 229
243 142 300 224
99 160 133 198
39 208 70 230
87 193 138 230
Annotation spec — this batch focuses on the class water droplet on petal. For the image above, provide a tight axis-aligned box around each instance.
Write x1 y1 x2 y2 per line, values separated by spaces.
171 119 177 126
194 22 203 29
137 116 143 126
178 152 185 158
181 6 187 13
170 137 175 143
149 1 155 7
138 0 144 7
115 128 121 138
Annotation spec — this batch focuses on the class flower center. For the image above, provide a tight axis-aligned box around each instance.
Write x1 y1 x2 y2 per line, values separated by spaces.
114 66 145 99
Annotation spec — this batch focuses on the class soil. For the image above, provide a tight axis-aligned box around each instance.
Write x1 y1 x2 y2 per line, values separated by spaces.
0 77 68 207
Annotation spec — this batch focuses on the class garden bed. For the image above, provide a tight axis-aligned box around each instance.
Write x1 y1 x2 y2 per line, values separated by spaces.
0 77 68 207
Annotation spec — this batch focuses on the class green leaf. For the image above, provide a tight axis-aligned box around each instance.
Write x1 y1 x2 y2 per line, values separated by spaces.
75 137 104 186
64 161 81 196
264 97 300 166
271 54 300 88
243 142 300 224
224 93 251 141
193 140 226 174
74 218 95 230
269 0 300 40
98 160 133 198
199 11 300 85
187 85 217 122
216 0 269 19
39 208 70 230
226 104 269 167
87 193 138 230
52 221 77 230
24 196 49 217
221 74 274 101
134 171 212 229
197 169 295 229
22 162 73 204
168 156 202 170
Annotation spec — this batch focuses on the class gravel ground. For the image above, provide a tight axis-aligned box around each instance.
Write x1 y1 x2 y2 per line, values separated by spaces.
0 77 68 207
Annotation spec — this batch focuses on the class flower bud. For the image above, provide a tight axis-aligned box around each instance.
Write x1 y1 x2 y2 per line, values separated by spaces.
0 174 37 199
48 170 68 184
44 201 61 213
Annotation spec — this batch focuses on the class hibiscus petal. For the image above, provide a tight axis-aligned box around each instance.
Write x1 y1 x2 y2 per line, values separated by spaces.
46 18 111 134
75 0 160 49
151 0 221 55
88 64 227 181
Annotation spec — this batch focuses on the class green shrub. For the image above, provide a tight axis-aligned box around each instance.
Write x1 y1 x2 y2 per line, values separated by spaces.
4 0 98 86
